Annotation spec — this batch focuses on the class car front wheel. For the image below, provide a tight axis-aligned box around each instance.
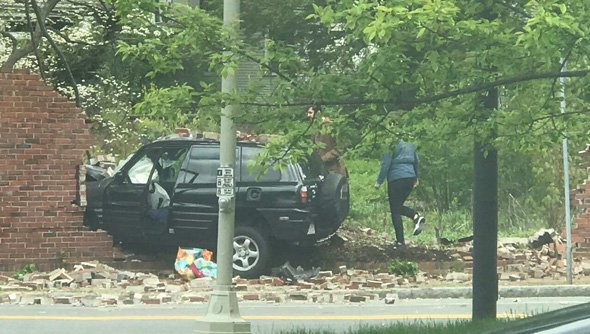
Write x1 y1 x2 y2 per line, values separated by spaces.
233 225 270 278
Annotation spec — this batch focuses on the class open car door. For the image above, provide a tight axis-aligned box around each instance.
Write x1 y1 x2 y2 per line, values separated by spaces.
103 145 188 241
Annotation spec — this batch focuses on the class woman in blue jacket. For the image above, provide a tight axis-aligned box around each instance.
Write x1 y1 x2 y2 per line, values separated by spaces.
374 140 425 246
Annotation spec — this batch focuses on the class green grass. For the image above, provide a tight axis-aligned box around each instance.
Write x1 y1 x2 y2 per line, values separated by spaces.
345 158 548 242
279 278 590 334
280 319 505 334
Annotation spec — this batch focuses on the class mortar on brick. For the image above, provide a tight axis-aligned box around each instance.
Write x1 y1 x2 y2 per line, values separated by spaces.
0 70 114 274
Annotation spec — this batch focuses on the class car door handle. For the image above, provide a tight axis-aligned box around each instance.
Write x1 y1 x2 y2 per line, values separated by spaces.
246 187 262 201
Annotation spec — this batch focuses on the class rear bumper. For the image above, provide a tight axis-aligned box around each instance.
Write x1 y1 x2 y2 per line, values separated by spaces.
257 208 340 242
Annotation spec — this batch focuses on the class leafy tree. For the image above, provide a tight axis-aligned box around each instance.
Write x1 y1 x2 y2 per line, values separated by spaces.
304 0 589 320
2 0 590 319
0 0 190 153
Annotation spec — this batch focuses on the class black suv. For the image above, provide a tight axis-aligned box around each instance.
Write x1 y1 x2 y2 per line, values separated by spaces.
84 136 350 278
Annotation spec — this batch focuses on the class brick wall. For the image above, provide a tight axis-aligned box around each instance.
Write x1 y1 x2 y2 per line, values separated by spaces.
0 70 113 273
572 145 590 252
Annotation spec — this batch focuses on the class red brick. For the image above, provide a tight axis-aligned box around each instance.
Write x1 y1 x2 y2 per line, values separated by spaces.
573 150 590 247
0 70 113 274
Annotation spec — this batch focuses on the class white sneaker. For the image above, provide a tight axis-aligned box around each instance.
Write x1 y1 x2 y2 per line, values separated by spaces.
413 216 425 236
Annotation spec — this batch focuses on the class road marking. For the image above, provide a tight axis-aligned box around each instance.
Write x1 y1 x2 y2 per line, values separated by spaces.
0 313 526 321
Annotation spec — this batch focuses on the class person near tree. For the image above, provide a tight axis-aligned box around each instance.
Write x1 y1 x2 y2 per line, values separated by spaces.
306 105 348 177
374 139 425 246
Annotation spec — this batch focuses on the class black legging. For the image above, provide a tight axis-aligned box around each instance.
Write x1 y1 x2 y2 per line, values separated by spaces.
387 177 417 244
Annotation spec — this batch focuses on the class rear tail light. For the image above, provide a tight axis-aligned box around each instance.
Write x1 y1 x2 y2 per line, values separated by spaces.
300 185 308 203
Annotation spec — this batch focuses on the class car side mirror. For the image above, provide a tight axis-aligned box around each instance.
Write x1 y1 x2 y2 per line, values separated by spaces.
113 171 125 184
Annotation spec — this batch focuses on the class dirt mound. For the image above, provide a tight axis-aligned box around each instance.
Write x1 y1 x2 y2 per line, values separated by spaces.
272 225 455 273
110 225 455 275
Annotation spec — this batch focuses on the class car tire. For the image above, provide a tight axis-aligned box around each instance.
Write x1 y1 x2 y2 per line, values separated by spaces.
233 225 270 278
319 172 350 226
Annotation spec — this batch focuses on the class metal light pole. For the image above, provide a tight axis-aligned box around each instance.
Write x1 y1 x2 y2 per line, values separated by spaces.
195 0 251 333
560 58 573 285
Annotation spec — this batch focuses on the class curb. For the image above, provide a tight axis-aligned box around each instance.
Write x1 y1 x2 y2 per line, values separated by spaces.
4 285 590 306
388 285 590 299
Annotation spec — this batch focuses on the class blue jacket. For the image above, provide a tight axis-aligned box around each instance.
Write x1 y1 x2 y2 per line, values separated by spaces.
376 141 419 185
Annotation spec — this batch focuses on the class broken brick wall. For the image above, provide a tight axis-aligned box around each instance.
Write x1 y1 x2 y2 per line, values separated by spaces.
572 145 590 252
0 70 113 274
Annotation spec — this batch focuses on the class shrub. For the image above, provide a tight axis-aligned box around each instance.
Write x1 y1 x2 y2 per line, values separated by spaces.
12 263 37 280
388 259 419 276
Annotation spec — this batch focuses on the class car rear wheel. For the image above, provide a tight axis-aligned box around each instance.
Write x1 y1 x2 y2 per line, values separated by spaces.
233 225 270 278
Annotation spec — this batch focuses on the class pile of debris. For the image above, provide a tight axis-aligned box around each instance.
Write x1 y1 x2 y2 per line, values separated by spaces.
0 260 436 306
2 228 589 306
448 228 582 282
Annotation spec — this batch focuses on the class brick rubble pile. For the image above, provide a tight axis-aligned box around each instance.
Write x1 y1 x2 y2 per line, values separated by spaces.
2 229 589 306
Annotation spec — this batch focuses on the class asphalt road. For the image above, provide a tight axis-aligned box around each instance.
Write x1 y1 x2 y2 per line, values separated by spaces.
1 297 589 334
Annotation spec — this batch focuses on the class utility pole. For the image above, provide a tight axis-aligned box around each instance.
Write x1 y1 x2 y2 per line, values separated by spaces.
560 58 573 285
195 0 251 333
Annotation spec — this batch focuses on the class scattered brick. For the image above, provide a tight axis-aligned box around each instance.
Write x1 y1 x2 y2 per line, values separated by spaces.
242 293 260 301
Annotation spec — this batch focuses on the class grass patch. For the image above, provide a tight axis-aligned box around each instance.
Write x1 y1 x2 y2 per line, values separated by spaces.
345 158 549 242
279 319 505 334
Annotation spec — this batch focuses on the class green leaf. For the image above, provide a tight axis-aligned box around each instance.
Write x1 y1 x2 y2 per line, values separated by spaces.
417 27 426 38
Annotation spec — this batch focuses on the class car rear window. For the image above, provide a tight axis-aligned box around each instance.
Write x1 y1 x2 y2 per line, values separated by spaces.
241 146 281 182
180 146 221 184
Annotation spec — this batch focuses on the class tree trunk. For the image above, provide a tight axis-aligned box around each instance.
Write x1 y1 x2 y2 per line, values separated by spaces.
472 88 499 320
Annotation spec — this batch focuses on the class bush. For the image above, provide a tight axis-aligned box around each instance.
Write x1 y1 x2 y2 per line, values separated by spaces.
388 259 419 276
12 263 37 281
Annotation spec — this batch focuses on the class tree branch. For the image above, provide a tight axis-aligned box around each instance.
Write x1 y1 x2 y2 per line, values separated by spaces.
64 0 101 11
0 36 36 72
242 69 590 108
497 108 590 140
46 26 99 46
0 32 17 55
0 0 60 71
405 70 589 108
532 109 590 123
539 43 577 111
30 0 81 107
25 0 47 81
418 23 461 44
155 10 300 88
268 119 315 167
